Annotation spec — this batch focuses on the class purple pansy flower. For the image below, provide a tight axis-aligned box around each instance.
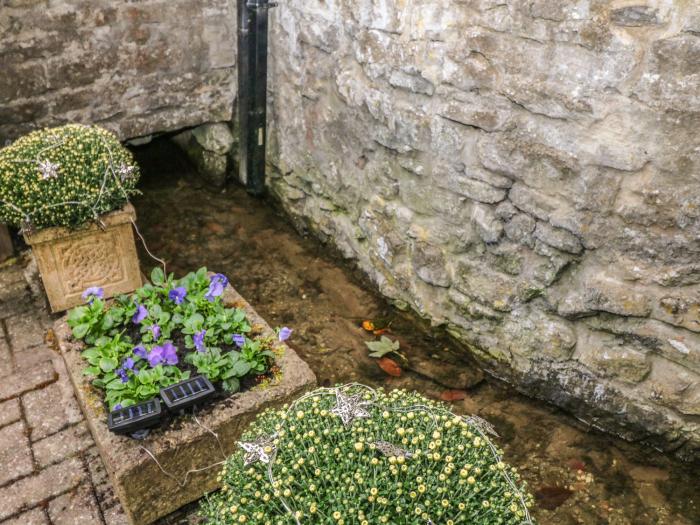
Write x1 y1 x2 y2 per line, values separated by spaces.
122 357 135 370
147 342 179 367
194 329 207 353
147 346 163 367
232 333 245 348
117 367 129 383
205 273 229 302
132 304 148 324
82 286 104 303
149 324 161 340
161 342 178 365
169 287 187 305
278 327 293 342
133 345 147 359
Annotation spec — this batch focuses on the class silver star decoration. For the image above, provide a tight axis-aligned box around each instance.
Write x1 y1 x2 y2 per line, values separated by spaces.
38 159 59 180
374 440 413 459
238 433 277 466
465 415 499 437
117 163 135 181
331 390 371 427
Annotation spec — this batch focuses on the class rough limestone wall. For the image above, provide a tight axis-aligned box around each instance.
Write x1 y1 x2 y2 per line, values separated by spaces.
266 0 700 459
0 0 236 143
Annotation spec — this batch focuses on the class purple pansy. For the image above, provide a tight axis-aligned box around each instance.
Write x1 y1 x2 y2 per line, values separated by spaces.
133 345 147 359
132 304 148 324
149 324 161 340
147 342 179 367
169 287 187 305
82 286 104 303
232 333 245 348
194 329 207 353
122 357 135 370
278 327 293 342
205 273 228 302
117 367 129 383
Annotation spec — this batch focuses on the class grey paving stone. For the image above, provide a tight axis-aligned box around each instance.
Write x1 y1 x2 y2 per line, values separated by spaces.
22 382 74 441
5 313 47 351
0 507 48 525
0 360 56 402
0 457 85 520
33 422 94 468
48 483 103 525
0 420 33 486
0 398 21 428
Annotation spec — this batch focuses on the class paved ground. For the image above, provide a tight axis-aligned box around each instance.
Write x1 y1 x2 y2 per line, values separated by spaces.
0 256 130 525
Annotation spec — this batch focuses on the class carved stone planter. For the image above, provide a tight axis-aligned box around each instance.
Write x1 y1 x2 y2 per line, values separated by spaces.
52 283 317 525
23 204 141 312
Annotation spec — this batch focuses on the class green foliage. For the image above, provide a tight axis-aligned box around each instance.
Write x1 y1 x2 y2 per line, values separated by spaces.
200 387 535 524
365 335 401 358
0 124 140 230
67 267 278 410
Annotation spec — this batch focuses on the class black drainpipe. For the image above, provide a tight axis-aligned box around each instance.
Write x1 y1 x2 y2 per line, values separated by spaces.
237 0 276 196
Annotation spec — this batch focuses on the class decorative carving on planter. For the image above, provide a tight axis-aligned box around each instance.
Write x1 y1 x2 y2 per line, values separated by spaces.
24 204 141 312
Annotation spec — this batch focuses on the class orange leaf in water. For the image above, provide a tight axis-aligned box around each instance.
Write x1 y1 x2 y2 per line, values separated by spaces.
362 320 375 332
378 357 402 377
440 390 467 402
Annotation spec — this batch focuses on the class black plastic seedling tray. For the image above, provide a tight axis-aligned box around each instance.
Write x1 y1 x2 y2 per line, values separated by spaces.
160 375 215 412
108 398 163 435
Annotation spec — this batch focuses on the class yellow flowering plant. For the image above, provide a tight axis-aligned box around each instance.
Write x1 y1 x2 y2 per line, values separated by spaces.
200 385 535 524
0 124 140 230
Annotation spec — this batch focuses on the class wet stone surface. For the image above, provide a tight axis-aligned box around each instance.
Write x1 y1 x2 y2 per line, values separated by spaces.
0 139 697 525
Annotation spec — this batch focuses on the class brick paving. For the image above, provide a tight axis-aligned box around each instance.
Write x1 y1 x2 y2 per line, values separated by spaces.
0 257 130 525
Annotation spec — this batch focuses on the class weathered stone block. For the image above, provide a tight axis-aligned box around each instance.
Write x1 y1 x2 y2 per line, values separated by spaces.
53 284 316 525
23 204 141 313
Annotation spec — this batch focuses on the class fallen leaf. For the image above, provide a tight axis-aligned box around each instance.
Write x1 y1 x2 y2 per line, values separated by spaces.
440 390 467 402
205 222 225 235
567 459 586 472
362 320 375 332
378 357 402 377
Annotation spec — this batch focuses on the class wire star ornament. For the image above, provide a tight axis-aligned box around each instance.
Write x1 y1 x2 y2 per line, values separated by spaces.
331 390 371 427
374 440 413 459
117 163 135 182
38 159 60 180
465 415 499 437
238 433 277 466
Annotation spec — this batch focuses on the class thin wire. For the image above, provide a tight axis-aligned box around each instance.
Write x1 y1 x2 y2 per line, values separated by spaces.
130 217 167 275
139 445 225 489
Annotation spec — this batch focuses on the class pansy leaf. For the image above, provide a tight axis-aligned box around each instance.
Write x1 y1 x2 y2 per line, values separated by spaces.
151 267 165 285
99 357 118 373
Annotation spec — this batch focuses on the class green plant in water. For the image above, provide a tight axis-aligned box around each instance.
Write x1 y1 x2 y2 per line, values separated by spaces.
0 124 140 230
200 385 535 524
365 335 406 361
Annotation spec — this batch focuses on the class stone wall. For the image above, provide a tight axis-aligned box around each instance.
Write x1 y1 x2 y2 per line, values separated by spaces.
0 0 236 143
266 0 700 459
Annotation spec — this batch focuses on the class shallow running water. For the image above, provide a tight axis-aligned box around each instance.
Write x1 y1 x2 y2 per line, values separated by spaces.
131 141 698 525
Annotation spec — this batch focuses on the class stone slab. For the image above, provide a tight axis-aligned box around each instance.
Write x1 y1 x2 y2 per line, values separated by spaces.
53 283 317 525
23 204 142 313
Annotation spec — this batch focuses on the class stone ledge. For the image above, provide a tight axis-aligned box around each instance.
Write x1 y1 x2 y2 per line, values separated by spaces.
53 283 316 525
